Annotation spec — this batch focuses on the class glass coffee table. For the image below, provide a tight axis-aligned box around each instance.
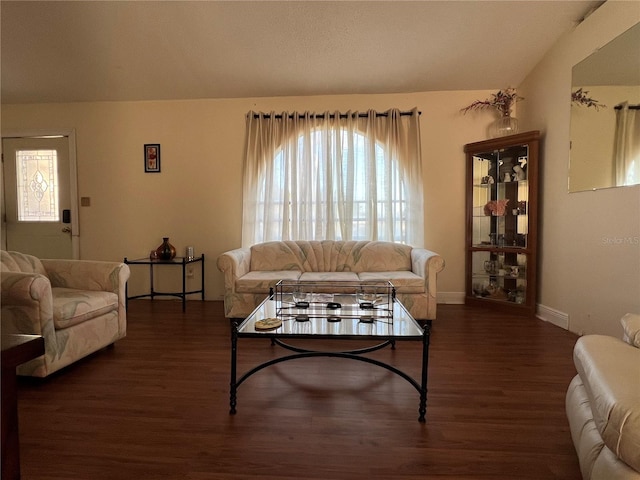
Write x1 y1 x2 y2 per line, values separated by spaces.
230 281 431 422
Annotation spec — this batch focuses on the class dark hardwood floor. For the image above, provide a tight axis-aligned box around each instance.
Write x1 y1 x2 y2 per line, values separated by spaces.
16 301 581 480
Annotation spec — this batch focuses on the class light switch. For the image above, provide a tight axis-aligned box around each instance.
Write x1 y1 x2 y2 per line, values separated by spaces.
80 197 91 207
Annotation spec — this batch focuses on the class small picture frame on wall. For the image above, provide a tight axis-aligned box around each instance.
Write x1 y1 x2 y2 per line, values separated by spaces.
144 144 161 173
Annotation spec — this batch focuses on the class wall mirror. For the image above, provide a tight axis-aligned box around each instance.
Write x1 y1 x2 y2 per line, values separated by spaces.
569 22 640 192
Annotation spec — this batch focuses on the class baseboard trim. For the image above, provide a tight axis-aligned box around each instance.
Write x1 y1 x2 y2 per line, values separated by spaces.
436 294 570 330
536 303 569 330
437 292 465 304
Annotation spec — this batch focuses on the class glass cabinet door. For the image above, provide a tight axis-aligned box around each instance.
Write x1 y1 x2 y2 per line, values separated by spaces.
465 131 540 315
470 251 527 304
471 144 529 249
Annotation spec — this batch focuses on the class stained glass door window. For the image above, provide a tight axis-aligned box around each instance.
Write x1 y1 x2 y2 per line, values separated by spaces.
15 149 59 222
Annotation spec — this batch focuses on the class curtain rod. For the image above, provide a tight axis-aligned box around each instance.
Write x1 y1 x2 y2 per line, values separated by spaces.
251 110 421 119
614 104 640 110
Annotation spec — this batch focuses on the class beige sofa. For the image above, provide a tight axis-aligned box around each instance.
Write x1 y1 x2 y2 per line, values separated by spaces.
217 240 445 321
566 313 640 479
1 250 130 377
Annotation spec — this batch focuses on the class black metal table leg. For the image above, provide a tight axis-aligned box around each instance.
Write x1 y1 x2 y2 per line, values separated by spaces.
149 262 155 300
181 259 186 312
230 322 238 414
200 254 206 300
418 322 431 422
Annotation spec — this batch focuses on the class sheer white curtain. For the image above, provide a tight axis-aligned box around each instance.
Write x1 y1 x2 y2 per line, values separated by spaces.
613 102 640 186
242 108 423 247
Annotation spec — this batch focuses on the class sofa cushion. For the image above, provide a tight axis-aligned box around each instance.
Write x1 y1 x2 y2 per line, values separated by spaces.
250 242 306 272
51 288 118 329
355 242 412 272
573 335 640 472
297 272 361 293
358 271 425 293
235 270 302 293
292 241 362 272
1 250 47 276
249 240 413 273
298 271 360 282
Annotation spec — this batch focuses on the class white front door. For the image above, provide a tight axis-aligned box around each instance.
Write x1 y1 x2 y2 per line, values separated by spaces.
2 135 77 259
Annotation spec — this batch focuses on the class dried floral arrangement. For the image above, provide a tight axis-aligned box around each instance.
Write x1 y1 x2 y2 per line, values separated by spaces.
571 88 606 110
461 88 524 116
484 199 510 216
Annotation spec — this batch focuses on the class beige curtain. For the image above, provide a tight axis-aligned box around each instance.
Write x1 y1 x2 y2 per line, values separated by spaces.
242 108 423 247
613 102 640 186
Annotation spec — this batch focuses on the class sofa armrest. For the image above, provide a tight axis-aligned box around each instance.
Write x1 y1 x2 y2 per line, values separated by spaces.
1 271 56 337
573 335 640 472
1 271 59 376
621 313 640 348
411 248 445 294
217 248 251 294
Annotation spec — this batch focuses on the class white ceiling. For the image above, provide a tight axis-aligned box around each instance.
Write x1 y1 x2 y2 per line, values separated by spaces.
1 0 604 104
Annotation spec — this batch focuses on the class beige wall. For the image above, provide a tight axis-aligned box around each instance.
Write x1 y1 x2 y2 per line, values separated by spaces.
2 91 497 301
518 2 640 337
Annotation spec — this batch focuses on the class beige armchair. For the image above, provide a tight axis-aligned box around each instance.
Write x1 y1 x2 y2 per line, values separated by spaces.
1 250 130 377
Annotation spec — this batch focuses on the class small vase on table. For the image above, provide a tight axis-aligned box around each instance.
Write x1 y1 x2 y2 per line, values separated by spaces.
156 237 176 260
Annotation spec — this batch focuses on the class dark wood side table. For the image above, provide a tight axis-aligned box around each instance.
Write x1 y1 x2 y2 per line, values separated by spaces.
124 255 205 312
1 335 45 480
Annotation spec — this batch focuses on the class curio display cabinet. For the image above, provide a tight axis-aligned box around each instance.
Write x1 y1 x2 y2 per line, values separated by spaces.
464 131 540 315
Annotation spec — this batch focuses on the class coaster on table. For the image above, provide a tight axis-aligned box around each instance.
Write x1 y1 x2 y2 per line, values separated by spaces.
254 317 282 330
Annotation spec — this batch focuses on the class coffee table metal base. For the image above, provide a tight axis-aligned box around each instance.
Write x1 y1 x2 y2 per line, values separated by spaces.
229 323 430 422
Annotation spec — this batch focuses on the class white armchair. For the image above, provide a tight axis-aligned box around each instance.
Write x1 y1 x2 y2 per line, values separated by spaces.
1 250 130 377
566 314 640 479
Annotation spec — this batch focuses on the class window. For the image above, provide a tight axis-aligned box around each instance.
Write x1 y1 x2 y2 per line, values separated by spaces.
613 103 640 187
243 109 423 247
15 149 60 222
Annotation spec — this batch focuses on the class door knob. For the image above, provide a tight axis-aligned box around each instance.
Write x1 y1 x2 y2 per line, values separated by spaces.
62 226 72 233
